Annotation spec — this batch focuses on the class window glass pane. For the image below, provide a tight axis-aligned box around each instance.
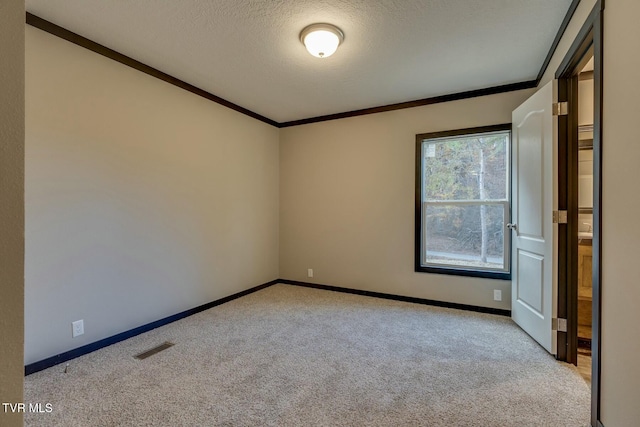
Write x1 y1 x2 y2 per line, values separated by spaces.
423 204 505 270
422 132 508 201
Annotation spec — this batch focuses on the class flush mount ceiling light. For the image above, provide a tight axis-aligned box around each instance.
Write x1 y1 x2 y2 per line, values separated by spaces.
300 23 344 58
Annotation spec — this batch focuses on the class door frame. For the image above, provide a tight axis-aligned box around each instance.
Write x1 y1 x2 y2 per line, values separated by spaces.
555 1 604 426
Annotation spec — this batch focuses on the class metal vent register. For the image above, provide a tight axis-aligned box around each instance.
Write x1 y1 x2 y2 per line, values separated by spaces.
134 341 174 360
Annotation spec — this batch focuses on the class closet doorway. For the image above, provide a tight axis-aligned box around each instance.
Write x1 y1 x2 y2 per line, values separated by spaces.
576 54 595 384
554 3 604 424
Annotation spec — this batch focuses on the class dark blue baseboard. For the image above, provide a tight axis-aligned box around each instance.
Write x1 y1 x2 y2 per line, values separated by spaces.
26 278 510 375
279 279 512 317
25 279 279 375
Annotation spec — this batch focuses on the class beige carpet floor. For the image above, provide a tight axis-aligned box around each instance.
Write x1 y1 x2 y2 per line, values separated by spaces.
24 284 590 426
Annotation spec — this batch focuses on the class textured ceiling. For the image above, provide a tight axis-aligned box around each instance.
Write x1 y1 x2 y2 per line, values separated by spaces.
25 0 572 124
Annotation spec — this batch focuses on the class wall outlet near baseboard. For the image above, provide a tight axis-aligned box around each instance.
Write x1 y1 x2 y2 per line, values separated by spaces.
72 319 84 338
307 268 313 278
493 290 502 301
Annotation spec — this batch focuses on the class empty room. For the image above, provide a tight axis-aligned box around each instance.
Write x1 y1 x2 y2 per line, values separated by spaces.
1 1 639 426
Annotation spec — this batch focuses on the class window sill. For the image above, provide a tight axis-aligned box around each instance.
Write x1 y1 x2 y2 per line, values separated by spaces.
415 265 511 280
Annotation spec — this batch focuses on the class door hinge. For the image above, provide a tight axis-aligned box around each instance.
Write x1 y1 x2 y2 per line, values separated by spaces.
553 210 568 224
552 102 568 116
552 318 568 332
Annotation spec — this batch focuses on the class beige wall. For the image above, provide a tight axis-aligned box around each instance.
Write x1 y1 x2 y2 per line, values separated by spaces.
600 1 640 424
25 27 280 364
0 2 25 426
280 89 533 310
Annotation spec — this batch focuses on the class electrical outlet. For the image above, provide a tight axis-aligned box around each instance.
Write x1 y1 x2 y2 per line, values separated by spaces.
72 320 84 338
493 290 502 301
307 268 314 278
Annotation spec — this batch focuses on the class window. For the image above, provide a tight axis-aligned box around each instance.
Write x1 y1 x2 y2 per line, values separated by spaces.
415 124 511 279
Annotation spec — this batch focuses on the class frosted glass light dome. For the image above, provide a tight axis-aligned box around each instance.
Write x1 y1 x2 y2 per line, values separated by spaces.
300 23 344 58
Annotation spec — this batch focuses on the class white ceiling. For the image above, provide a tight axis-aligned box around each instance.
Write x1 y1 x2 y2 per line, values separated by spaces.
26 0 573 124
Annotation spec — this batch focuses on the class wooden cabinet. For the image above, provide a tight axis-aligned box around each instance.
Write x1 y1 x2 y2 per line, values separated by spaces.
578 242 593 300
578 240 592 341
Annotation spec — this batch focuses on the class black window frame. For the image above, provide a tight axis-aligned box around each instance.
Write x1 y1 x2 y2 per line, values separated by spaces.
415 123 512 280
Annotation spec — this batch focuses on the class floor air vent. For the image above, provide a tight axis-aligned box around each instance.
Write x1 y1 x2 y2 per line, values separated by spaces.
134 341 174 360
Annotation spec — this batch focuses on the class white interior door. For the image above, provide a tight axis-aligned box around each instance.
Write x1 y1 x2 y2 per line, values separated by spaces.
511 80 558 355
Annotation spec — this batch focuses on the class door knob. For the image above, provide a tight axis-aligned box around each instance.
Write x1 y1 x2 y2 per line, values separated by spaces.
507 223 518 230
